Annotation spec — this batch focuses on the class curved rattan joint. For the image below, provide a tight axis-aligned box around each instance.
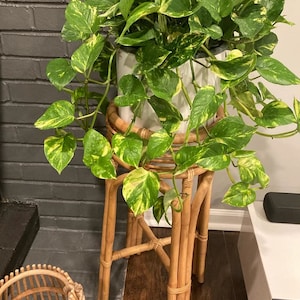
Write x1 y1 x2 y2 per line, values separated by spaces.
167 280 192 295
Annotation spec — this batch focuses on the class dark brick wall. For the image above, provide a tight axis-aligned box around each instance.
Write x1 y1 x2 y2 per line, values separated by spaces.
0 1 108 230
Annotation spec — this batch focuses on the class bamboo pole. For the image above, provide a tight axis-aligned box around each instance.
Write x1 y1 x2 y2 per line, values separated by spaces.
98 174 127 300
194 172 214 283
177 175 192 300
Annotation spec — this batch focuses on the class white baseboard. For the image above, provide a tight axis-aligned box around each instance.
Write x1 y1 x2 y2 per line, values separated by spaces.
144 208 245 232
208 208 246 231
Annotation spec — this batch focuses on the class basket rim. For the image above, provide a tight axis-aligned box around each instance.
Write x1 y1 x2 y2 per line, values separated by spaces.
0 264 84 299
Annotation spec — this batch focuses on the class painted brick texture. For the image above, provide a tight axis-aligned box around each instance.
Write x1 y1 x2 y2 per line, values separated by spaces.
0 1 110 230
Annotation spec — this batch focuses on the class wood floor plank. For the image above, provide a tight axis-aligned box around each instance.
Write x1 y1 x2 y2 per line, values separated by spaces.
224 231 248 300
123 227 169 299
124 229 247 300
192 231 235 300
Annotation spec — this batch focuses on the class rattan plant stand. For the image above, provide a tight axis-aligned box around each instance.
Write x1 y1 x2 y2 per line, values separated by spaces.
98 104 223 300
0 264 85 300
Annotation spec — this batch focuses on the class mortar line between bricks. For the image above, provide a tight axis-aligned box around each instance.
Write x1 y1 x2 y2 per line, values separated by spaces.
0 31 62 35
1 179 104 188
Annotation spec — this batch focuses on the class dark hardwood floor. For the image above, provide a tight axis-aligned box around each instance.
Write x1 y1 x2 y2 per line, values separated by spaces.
124 229 247 300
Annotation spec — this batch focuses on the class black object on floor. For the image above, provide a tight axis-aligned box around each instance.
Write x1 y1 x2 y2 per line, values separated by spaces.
0 201 40 278
264 192 300 224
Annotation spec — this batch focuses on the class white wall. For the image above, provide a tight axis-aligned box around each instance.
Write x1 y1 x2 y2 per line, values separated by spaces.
211 0 300 211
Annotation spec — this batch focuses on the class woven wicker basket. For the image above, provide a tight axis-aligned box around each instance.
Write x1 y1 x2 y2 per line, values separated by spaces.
0 264 85 300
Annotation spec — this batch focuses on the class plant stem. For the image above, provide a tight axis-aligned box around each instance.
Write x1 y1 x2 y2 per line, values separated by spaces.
256 128 298 138
62 87 74 94
189 59 199 94
90 49 117 129
88 78 109 85
230 87 256 121
76 111 96 120
171 175 183 211
200 44 216 60
178 70 192 108
226 167 236 184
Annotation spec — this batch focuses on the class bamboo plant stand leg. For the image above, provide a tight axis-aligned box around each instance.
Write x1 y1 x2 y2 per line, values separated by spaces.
98 174 128 300
192 173 213 283
126 210 143 249
167 170 214 300
98 169 214 300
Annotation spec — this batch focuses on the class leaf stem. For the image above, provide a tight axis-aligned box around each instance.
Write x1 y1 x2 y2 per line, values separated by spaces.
200 44 216 60
76 111 96 120
226 167 236 184
62 87 74 94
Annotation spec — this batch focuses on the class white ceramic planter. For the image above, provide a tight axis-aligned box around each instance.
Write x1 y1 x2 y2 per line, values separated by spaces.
116 48 225 133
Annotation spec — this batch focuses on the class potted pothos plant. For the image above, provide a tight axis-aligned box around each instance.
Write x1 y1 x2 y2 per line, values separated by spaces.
35 0 300 221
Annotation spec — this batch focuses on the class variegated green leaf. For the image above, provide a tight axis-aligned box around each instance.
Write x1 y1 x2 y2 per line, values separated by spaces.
247 81 263 103
164 188 182 212
174 145 202 175
238 156 270 188
146 129 174 161
293 98 300 130
62 21 88 42
117 29 156 46
258 82 278 101
46 59 76 90
89 159 117 179
136 43 171 71
232 150 256 158
196 143 231 171
189 11 223 39
118 2 159 38
71 34 105 73
211 53 256 81
123 168 160 216
188 86 224 130
112 133 143 168
255 100 296 127
34 100 75 130
165 33 206 68
254 32 278 56
197 0 221 22
83 129 112 164
62 0 99 41
119 0 134 19
148 96 182 133
96 1 119 17
152 196 165 223
202 24 223 39
86 0 118 11
260 0 285 21
114 74 147 106
44 134 76 174
159 0 198 17
145 68 180 101
223 182 256 207
232 4 267 38
83 129 116 179
230 90 261 119
225 49 243 60
256 56 300 85
208 116 256 150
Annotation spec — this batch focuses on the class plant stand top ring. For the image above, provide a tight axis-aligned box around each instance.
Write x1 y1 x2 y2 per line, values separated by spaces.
106 102 224 177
